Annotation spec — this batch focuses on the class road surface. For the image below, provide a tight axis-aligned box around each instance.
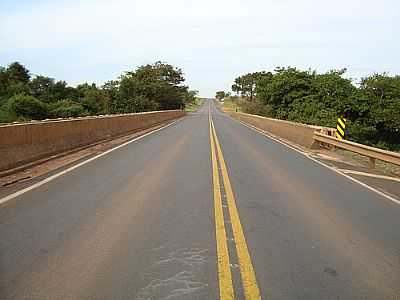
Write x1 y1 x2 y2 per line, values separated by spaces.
1 100 399 299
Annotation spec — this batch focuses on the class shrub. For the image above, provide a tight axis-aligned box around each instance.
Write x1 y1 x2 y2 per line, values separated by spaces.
9 94 49 120
49 100 87 118
240 100 272 117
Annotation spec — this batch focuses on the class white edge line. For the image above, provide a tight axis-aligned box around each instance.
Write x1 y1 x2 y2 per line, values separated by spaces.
228 116 400 206
0 119 182 206
338 169 400 183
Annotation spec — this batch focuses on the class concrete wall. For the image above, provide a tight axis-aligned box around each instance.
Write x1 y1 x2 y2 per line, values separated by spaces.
228 112 335 149
0 110 184 172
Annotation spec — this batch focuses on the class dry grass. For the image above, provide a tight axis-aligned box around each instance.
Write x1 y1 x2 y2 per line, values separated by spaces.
222 99 240 112
185 98 204 112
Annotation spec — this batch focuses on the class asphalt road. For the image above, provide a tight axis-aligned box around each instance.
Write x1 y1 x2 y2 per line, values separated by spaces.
1 100 399 299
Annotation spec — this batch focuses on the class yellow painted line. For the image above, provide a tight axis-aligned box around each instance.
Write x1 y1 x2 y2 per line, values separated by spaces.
337 118 346 129
209 111 235 299
211 119 262 300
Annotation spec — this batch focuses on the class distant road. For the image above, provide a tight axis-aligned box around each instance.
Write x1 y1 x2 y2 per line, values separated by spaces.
1 100 399 299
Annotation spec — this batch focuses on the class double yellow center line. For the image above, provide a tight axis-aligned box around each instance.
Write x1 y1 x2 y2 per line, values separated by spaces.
209 105 261 299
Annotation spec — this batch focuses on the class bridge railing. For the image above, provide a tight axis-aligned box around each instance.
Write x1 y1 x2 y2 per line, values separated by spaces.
227 111 400 169
0 110 184 173
227 111 334 149
314 132 400 168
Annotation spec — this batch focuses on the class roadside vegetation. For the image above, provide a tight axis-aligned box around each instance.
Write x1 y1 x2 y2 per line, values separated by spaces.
184 96 203 112
217 68 400 150
0 62 197 124
221 98 240 112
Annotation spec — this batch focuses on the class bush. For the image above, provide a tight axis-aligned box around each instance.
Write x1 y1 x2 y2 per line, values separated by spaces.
0 108 11 123
233 68 400 150
49 100 88 118
9 94 49 120
240 100 272 117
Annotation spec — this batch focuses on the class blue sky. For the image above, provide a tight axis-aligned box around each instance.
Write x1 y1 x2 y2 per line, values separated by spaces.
1 0 399 97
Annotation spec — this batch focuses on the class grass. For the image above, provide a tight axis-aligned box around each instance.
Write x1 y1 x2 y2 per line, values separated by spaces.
185 98 204 112
221 99 240 112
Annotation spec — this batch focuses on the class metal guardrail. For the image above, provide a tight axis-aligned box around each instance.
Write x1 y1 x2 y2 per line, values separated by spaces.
314 132 400 168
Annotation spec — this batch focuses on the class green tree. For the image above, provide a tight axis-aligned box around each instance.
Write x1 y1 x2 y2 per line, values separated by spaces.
102 80 120 113
0 63 31 102
49 100 87 118
9 94 49 120
118 75 158 112
120 62 188 111
0 60 192 123
29 75 54 102
350 74 400 149
232 72 272 101
241 67 400 150
6 62 30 84
185 90 198 105
81 88 109 114
257 67 313 119
215 91 226 100
50 80 78 102
0 67 8 101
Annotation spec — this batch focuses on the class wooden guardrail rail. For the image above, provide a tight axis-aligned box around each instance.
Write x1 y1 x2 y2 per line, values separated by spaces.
314 132 400 168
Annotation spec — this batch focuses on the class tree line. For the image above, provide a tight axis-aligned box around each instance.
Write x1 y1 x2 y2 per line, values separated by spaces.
220 68 400 150
0 61 197 123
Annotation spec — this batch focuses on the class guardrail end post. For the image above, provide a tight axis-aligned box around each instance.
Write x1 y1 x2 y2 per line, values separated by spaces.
369 157 376 169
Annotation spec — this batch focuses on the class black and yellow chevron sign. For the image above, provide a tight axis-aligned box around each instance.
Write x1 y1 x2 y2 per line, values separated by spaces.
336 117 346 140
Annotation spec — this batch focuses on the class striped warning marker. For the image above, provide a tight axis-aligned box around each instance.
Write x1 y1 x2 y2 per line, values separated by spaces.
336 117 346 140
